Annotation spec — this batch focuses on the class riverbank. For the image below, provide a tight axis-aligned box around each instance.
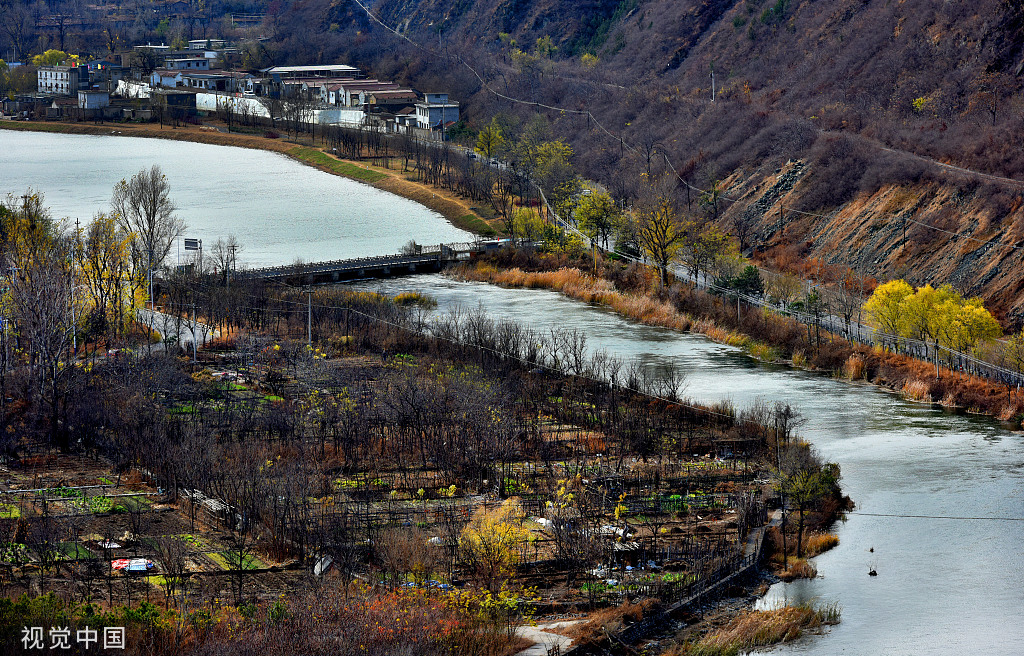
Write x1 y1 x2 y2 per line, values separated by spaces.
0 119 498 237
453 254 1024 427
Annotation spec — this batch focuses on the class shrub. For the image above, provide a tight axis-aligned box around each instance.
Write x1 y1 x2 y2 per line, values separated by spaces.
748 341 782 362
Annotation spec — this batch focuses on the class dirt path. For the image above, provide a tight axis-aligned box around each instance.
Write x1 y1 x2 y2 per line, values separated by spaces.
1 119 499 236
515 619 584 656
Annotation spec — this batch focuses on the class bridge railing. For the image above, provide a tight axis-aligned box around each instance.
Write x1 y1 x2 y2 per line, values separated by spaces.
241 242 484 279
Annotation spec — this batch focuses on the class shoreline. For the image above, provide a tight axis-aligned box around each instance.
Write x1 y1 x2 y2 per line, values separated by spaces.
0 119 497 237
453 260 1024 428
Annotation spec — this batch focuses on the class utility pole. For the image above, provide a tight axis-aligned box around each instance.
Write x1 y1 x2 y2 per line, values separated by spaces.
304 287 313 346
710 61 716 103
191 302 198 362
227 243 238 290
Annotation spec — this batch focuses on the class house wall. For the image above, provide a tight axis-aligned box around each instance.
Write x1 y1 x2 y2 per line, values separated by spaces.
195 92 270 118
78 91 110 109
116 79 151 99
166 59 210 71
316 107 366 126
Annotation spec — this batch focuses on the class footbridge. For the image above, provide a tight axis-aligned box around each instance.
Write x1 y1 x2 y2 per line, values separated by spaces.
242 242 493 285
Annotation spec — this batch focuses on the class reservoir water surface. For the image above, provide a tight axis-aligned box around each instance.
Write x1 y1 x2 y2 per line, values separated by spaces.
0 130 473 267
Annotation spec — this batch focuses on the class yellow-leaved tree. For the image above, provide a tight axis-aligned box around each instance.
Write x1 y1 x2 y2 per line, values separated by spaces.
32 50 78 66
78 212 140 340
475 118 505 160
864 280 1001 365
634 196 686 287
938 296 1002 353
459 499 531 592
576 183 620 249
512 207 545 243
863 279 914 335
900 284 958 350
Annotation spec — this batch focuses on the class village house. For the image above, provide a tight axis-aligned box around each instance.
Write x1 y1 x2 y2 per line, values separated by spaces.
414 92 459 130
85 57 123 90
262 64 363 80
78 90 110 110
150 69 183 88
181 71 254 93
189 39 227 50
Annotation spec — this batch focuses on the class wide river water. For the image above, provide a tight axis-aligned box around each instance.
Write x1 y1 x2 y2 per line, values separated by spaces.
0 130 472 267
6 132 1023 654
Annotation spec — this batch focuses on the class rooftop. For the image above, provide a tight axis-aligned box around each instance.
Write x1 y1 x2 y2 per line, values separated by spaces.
263 65 361 76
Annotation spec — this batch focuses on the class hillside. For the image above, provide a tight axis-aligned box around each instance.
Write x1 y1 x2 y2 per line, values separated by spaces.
263 0 1024 322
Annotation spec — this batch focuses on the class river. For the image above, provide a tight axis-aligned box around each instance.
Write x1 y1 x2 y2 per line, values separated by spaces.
0 130 473 267
7 132 1023 653
354 274 1024 656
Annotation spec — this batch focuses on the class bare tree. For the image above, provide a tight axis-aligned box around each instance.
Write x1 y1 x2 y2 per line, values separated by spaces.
154 535 188 605
110 166 186 307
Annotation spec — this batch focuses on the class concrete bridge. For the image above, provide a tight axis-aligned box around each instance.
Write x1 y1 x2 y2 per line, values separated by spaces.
242 242 490 285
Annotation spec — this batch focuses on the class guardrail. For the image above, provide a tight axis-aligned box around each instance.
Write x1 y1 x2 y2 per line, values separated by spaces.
242 242 483 280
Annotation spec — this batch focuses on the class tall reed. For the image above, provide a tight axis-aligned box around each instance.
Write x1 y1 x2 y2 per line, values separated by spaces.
686 602 840 655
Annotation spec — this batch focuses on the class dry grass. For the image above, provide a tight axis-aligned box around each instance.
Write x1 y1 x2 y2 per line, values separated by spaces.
901 379 932 402
775 558 817 581
567 599 662 646
392 291 438 308
803 532 840 557
791 350 807 368
747 341 782 362
679 602 840 656
461 265 699 333
842 354 866 380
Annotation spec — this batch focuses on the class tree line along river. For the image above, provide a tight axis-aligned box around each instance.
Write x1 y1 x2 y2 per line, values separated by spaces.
5 131 1024 655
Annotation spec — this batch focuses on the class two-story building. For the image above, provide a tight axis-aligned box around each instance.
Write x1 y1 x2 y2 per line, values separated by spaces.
86 57 123 90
